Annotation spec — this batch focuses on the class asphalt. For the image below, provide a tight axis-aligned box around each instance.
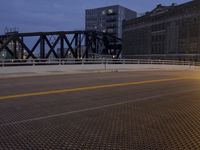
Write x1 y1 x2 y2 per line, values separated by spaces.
0 71 200 149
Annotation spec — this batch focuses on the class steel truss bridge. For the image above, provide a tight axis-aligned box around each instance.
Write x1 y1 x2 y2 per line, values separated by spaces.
0 31 122 60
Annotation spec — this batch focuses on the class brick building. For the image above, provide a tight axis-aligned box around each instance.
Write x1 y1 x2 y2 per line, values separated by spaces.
123 0 200 60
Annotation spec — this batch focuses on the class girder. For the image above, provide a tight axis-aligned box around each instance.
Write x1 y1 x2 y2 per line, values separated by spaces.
0 30 122 59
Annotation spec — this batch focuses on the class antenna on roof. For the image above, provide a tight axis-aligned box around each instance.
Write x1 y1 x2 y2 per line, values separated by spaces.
4 27 19 34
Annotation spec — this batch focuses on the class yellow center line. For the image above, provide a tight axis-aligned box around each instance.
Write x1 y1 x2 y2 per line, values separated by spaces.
0 77 187 101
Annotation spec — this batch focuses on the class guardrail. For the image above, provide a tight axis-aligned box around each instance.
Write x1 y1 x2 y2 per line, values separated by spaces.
0 58 198 67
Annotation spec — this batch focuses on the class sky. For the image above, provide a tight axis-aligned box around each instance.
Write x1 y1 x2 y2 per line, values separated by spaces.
0 0 191 34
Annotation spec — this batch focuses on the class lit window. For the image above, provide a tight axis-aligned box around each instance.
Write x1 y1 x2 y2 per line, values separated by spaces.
102 10 106 15
0 51 6 58
108 9 114 14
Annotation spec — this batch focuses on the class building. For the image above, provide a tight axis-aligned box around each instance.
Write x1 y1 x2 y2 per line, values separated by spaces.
85 5 137 38
0 37 23 59
123 0 200 60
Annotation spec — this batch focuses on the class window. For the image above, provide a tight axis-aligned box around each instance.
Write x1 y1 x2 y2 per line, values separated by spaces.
102 10 106 15
108 9 114 14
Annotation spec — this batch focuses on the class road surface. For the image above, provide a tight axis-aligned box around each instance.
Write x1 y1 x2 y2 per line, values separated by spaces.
0 71 200 149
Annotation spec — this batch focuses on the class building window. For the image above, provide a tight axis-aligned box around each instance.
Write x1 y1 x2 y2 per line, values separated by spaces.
102 10 106 15
108 9 114 14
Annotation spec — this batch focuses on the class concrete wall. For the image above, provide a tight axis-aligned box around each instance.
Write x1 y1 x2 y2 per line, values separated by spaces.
0 64 196 76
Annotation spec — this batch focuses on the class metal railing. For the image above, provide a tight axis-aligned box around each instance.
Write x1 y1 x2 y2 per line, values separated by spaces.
0 58 198 67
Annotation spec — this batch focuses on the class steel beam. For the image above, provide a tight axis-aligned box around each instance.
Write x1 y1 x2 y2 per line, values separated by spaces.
0 30 122 60
40 35 45 59
60 34 64 58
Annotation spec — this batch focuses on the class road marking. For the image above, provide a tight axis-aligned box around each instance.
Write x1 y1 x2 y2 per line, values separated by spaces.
0 87 199 127
0 77 187 101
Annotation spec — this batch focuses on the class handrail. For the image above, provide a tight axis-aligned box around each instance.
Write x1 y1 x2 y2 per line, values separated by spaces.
0 58 195 67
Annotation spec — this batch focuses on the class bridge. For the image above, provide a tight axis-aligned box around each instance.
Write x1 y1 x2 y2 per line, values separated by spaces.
0 30 122 60
1 31 200 150
0 66 200 149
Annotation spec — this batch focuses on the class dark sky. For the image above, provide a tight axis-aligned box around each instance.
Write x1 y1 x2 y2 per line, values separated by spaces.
0 0 191 34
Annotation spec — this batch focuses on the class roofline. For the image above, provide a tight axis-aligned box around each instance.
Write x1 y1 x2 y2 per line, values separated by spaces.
86 5 136 12
86 5 120 11
124 0 195 24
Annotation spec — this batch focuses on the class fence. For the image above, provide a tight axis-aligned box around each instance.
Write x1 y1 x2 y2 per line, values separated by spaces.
0 58 198 67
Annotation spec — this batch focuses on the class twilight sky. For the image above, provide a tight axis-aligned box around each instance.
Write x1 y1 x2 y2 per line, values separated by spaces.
0 0 191 34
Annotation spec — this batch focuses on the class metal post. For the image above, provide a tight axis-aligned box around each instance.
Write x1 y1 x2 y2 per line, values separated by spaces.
13 39 17 59
85 33 89 59
60 34 64 58
20 37 24 59
75 33 78 59
78 34 82 59
40 35 45 59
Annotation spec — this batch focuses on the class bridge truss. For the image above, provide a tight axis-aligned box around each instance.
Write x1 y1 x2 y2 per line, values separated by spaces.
0 31 122 60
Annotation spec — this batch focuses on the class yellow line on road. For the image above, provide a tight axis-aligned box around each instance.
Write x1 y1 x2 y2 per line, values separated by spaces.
0 77 187 101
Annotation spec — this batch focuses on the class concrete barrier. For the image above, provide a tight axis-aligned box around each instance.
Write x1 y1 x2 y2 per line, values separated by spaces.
0 64 198 77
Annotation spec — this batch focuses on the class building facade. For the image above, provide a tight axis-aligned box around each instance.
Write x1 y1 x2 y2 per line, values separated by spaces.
86 5 137 38
0 39 23 59
123 0 200 60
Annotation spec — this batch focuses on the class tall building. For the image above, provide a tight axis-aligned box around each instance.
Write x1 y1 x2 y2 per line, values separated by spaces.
85 5 137 38
0 32 28 59
0 38 23 59
123 0 200 60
